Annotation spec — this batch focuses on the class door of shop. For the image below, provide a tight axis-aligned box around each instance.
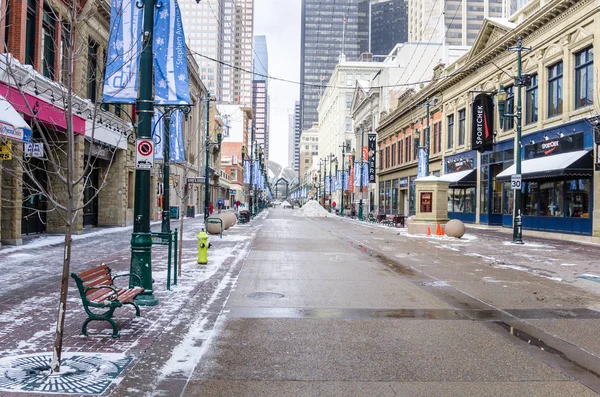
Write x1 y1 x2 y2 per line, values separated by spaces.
83 168 99 227
21 161 47 235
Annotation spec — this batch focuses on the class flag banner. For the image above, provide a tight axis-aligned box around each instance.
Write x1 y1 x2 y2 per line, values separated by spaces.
259 171 264 189
362 163 369 187
325 178 330 194
368 134 376 183
253 160 260 186
471 93 494 153
418 148 427 178
154 0 191 104
170 110 185 162
337 171 342 191
349 166 354 193
103 0 143 103
354 165 361 187
344 171 349 190
244 161 250 184
152 109 165 160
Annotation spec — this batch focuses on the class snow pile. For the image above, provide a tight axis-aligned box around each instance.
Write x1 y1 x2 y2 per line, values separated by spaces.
281 200 292 208
294 200 332 217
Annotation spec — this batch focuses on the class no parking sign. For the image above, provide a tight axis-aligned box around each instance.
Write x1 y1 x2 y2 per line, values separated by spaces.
136 139 154 169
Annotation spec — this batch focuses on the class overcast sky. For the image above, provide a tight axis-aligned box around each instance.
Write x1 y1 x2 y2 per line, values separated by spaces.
254 0 301 168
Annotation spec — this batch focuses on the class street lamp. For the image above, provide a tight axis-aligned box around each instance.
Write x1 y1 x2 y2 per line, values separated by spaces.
497 36 530 245
203 95 221 223
334 157 339 214
413 97 438 178
327 154 336 213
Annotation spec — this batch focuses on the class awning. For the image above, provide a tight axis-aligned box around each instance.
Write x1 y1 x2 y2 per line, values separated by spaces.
441 169 477 188
0 94 32 142
497 150 593 181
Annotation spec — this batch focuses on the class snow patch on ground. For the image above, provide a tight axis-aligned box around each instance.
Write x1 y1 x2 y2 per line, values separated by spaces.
502 241 555 249
294 200 333 217
560 263 579 267
465 253 497 262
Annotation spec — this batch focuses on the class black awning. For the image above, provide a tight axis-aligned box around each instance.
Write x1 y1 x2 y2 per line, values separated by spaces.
497 150 593 181
447 169 477 188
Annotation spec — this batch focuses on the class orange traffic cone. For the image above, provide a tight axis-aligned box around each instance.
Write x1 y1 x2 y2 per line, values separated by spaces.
436 223 441 236
427 227 431 236
441 227 445 236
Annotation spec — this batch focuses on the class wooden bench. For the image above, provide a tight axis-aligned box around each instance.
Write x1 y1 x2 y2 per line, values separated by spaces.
381 216 396 227
71 264 144 338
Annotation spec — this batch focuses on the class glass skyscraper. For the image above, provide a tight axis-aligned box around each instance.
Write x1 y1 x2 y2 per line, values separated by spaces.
300 0 368 131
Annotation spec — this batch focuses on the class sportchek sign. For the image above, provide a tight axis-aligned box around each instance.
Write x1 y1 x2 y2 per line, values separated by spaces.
471 94 494 153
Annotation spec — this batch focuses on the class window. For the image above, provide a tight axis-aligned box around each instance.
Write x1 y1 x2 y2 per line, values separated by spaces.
548 62 563 117
231 169 237 181
87 40 99 102
432 122 440 153
525 74 538 124
60 24 71 85
345 118 352 131
41 6 56 79
566 179 590 217
447 115 454 149
385 146 390 168
25 0 37 66
398 140 403 164
346 93 352 110
575 47 593 109
539 181 563 217
405 136 411 161
458 109 466 146
504 86 514 130
391 144 396 166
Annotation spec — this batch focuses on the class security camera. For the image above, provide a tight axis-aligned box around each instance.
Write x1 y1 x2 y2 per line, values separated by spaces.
431 96 439 105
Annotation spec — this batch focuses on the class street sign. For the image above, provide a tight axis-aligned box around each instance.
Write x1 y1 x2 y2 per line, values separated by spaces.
511 174 522 190
186 177 203 184
0 140 11 160
135 139 154 169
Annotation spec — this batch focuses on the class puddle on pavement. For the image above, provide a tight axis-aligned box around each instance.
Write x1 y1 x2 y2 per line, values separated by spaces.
245 292 285 300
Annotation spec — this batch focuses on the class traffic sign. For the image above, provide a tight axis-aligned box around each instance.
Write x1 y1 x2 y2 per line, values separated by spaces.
511 174 522 190
136 139 154 169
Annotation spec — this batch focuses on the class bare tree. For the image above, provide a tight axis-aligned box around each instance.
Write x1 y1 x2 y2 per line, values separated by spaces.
0 0 135 372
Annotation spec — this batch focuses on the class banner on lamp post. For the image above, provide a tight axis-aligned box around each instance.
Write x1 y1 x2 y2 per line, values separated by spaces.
471 93 494 153
417 148 427 178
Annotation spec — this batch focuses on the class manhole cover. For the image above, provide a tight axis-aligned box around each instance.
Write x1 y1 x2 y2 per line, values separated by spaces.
246 292 285 300
0 352 132 395
418 281 450 287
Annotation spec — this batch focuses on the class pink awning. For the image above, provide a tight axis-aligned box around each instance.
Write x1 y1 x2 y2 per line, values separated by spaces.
0 82 85 134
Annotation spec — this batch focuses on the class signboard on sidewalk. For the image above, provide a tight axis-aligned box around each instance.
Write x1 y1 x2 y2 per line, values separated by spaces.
135 139 154 169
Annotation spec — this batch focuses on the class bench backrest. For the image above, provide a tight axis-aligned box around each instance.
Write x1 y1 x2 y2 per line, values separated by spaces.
71 264 113 298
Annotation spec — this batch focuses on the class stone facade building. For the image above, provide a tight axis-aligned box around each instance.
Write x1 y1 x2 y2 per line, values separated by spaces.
378 0 600 240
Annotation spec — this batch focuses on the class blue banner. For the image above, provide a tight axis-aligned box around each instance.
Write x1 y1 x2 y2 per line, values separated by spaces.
243 161 250 184
253 161 260 186
362 163 369 186
418 148 427 178
169 110 185 162
154 0 191 104
344 171 349 190
152 109 165 159
103 0 143 103
354 166 360 187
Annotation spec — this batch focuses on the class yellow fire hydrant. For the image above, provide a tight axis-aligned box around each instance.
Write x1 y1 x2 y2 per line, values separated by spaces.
197 229 211 264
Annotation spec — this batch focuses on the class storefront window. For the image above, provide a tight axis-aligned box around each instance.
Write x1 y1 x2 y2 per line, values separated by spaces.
409 177 416 214
566 179 590 217
392 179 399 214
523 182 539 216
379 182 384 211
449 188 476 213
480 167 488 213
540 181 563 217
385 180 391 214
502 182 514 215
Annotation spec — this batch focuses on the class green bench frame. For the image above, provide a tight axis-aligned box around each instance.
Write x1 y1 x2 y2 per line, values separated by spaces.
71 264 144 338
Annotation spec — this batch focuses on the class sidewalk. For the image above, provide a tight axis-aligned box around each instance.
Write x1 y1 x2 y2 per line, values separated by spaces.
0 212 263 396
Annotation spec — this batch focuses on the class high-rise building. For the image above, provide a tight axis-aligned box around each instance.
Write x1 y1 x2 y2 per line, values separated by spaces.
288 112 296 169
358 0 408 58
300 0 368 131
180 0 254 105
252 36 269 159
408 0 505 46
294 101 301 172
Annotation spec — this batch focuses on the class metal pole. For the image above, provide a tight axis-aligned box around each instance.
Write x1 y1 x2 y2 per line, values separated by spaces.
322 158 327 207
204 94 211 222
513 37 524 244
425 101 430 177
130 0 157 306
340 145 345 216
161 111 171 233
359 128 364 220
328 156 332 213
249 129 255 217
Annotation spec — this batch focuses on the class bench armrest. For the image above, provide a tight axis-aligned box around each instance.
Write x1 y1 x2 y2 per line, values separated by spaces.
113 273 142 287
84 285 120 306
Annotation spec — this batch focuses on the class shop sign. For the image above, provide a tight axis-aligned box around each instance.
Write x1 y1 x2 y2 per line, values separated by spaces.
187 177 203 183
420 192 432 213
446 157 473 173
0 140 11 160
525 132 583 159
230 189 236 194
471 94 494 153
399 177 409 187
368 133 376 183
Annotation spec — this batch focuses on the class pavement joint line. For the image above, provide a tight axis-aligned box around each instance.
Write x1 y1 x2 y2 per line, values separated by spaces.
322 218 600 394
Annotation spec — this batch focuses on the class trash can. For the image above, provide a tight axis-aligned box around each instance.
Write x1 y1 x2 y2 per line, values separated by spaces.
240 210 250 223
